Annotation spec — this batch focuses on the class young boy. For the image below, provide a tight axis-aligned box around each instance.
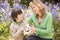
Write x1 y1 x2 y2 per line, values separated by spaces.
10 9 26 40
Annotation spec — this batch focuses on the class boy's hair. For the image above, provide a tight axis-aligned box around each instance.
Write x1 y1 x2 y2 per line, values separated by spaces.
11 9 22 22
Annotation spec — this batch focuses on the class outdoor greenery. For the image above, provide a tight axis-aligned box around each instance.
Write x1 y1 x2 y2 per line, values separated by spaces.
0 0 60 40
53 20 60 40
0 21 11 40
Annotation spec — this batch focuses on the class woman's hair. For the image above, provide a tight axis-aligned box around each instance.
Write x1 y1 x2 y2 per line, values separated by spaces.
31 0 46 18
11 9 22 22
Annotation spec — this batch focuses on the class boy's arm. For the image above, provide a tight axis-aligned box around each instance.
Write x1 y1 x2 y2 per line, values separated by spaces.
10 23 23 39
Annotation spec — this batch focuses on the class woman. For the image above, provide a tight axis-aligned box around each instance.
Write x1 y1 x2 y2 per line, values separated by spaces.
27 0 53 40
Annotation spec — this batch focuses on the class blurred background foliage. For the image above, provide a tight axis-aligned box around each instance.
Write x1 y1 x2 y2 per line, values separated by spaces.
53 20 60 40
0 0 60 40
8 0 14 8
0 20 11 40
21 0 32 7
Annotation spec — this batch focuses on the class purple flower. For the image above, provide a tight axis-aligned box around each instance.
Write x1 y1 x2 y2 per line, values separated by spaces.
13 3 23 10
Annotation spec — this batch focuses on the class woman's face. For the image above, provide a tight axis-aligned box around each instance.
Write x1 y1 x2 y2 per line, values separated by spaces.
29 3 41 17
30 3 38 14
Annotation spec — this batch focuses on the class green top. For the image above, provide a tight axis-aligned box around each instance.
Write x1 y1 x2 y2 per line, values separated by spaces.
27 11 53 39
15 21 22 25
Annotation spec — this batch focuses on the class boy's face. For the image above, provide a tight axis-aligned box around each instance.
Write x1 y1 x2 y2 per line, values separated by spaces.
15 14 24 22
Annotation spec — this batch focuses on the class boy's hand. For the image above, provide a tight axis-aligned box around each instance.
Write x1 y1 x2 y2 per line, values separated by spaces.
20 22 27 31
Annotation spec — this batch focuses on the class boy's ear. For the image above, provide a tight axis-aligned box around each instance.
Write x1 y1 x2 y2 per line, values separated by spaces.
14 18 17 20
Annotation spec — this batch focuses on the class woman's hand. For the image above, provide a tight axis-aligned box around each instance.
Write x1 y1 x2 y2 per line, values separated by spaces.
29 27 36 35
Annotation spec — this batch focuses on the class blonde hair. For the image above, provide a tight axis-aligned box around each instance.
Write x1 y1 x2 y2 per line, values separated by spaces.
32 0 46 18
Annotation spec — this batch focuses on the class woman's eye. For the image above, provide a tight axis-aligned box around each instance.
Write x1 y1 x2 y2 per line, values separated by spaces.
32 7 35 9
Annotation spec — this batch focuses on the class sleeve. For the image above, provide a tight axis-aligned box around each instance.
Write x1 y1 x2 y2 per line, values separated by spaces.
10 23 23 39
36 13 52 35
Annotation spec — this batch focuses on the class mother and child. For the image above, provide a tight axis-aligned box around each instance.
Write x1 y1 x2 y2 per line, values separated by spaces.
10 0 53 40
